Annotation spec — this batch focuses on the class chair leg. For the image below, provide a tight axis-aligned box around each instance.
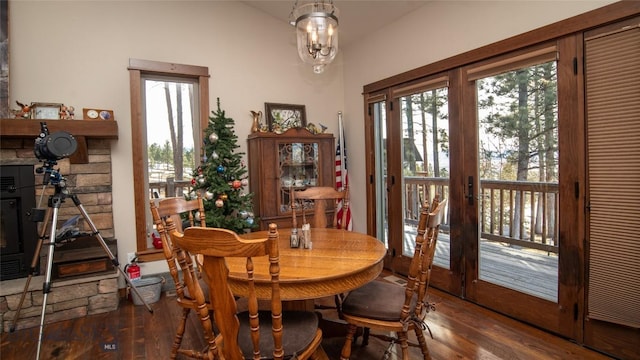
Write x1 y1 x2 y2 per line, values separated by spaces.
339 323 358 360
413 327 432 360
397 331 410 360
171 307 191 359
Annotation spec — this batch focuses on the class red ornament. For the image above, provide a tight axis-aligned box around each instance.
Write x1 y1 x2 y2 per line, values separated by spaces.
232 180 242 189
191 178 196 186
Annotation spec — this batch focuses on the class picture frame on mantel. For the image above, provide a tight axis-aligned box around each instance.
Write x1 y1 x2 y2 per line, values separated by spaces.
265 102 306 133
31 102 63 120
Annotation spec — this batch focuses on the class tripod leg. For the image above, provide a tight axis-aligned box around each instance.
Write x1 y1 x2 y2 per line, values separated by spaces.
71 195 154 313
10 207 52 332
36 204 61 360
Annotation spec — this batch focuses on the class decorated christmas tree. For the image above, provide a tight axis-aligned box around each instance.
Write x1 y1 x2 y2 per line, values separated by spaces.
191 98 256 233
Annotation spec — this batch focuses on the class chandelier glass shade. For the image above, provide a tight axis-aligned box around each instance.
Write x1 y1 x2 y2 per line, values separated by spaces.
291 1 339 74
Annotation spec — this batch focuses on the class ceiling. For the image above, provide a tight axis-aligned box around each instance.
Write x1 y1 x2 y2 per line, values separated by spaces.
240 1 430 48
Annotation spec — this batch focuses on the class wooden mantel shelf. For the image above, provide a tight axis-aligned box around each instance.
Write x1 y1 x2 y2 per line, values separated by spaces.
0 119 118 139
1 119 118 163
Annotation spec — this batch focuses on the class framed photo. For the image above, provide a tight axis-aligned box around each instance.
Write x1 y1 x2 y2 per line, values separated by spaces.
31 102 63 120
265 103 306 133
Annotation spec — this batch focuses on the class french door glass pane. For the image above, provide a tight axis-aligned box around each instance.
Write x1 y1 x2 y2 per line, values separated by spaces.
373 101 388 248
399 88 450 267
476 60 559 302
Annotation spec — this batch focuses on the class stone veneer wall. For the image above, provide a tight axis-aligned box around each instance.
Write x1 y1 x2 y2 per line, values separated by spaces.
0 137 115 238
0 137 118 331
0 273 119 332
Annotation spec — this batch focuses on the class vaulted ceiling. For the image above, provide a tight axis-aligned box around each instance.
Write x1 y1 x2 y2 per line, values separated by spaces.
240 1 429 48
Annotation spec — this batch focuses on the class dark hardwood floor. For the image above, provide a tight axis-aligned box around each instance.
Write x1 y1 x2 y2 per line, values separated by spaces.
1 279 613 360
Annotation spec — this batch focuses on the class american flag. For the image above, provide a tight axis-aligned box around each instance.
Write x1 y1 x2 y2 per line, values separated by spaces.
335 120 352 230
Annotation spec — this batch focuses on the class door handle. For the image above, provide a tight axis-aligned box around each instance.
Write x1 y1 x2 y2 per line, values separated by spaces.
466 176 474 205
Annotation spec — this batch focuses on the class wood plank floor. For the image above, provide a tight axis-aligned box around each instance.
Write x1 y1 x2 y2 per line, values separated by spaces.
1 276 611 360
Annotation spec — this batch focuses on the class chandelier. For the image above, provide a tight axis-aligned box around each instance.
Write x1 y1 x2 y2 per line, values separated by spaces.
290 0 339 74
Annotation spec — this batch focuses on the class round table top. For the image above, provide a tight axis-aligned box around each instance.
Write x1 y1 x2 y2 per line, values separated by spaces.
227 228 387 301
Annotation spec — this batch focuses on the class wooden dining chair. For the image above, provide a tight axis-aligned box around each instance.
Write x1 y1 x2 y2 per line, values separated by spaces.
168 221 329 360
291 186 349 229
149 196 213 359
290 185 351 310
339 196 447 360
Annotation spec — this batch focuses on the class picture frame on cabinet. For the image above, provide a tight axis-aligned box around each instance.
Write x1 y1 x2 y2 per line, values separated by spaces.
265 102 306 133
31 102 63 120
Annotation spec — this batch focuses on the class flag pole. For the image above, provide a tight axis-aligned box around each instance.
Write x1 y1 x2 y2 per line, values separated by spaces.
338 111 345 191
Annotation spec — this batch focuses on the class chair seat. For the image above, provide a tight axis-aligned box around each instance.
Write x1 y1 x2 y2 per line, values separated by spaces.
237 311 320 360
341 281 417 322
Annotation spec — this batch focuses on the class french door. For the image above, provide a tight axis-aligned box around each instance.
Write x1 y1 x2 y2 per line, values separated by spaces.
366 39 582 340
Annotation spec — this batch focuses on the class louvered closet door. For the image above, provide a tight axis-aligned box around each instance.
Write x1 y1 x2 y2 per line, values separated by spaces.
584 19 640 358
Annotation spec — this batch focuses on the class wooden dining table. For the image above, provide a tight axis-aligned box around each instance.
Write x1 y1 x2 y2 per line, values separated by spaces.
229 228 386 308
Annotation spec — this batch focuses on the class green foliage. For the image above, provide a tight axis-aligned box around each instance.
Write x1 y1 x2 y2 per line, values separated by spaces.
191 98 257 233
477 61 559 182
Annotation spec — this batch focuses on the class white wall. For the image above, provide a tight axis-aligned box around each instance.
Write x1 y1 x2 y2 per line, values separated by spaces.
7 0 616 278
341 0 616 233
8 0 344 276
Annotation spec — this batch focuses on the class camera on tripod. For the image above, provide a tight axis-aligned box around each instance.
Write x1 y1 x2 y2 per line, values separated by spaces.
34 122 78 164
30 122 79 222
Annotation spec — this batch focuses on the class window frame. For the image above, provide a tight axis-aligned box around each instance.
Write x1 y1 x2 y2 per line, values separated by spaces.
128 58 209 261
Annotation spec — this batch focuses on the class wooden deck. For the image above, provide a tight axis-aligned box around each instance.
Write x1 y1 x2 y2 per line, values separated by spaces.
403 227 559 302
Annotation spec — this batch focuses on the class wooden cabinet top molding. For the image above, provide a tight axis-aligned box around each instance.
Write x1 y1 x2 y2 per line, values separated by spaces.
0 119 119 139
247 127 333 140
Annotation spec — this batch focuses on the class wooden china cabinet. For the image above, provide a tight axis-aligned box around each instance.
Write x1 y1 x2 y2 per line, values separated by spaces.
247 128 335 230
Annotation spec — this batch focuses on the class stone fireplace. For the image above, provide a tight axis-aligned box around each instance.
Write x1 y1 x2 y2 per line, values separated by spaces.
0 119 120 332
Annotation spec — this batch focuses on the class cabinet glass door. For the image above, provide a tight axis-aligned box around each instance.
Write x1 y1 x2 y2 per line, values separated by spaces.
278 142 319 214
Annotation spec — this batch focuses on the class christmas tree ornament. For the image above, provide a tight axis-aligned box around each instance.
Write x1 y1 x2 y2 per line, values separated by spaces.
211 151 219 160
217 165 225 174
202 154 207 163
241 178 249 186
194 211 201 221
191 178 197 186
232 180 242 189
198 177 206 184
209 132 219 143
205 191 214 200
247 217 254 225
220 193 228 201
239 210 248 219
215 199 224 208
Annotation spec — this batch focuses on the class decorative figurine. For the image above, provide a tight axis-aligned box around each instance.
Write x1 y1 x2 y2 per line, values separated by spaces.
67 106 75 119
306 123 320 134
13 101 32 119
59 105 70 120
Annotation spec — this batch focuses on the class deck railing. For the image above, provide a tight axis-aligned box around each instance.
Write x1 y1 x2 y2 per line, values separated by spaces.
404 177 559 254
149 177 193 199
150 176 559 254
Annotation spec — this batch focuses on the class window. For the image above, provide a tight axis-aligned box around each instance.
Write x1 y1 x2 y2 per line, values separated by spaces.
128 59 209 259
